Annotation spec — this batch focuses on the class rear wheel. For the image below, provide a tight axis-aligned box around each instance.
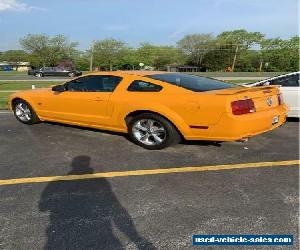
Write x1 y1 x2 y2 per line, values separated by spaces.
13 99 40 125
128 113 181 150
35 72 43 77
68 72 75 77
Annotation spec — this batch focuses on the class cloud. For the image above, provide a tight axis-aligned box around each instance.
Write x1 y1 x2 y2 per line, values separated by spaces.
0 0 46 12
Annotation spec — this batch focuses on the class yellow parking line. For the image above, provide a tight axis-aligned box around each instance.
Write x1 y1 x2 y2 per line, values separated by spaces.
0 160 299 186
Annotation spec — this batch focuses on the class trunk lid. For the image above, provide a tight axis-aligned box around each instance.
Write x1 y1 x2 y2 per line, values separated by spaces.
213 86 280 112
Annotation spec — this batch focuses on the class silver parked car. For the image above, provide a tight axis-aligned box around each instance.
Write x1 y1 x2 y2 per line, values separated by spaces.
245 72 299 118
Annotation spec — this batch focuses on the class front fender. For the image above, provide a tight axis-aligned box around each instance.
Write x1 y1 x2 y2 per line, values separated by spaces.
9 92 38 113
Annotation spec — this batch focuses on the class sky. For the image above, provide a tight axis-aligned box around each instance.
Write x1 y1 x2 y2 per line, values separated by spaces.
0 0 299 51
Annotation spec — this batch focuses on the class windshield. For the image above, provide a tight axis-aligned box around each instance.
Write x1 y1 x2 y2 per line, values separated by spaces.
147 73 236 92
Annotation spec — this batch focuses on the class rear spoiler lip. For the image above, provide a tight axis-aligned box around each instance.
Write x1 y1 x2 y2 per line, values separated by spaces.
214 85 280 95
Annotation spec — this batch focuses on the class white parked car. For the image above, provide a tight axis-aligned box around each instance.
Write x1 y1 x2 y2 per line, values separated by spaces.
245 72 299 118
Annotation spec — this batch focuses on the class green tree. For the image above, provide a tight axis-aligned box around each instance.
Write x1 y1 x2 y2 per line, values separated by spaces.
260 36 299 71
115 48 139 70
234 50 261 72
19 34 78 67
0 50 30 62
217 29 264 49
177 34 216 67
137 43 184 69
152 46 183 69
136 43 158 66
216 29 264 71
204 48 234 71
72 51 90 71
93 39 126 71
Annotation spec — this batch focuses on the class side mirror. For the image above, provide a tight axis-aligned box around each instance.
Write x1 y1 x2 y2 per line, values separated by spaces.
52 85 66 92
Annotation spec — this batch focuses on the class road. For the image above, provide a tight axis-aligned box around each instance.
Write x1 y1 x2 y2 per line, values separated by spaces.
0 113 299 249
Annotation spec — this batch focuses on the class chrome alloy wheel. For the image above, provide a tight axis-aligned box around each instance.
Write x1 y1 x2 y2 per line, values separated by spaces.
132 119 167 146
15 102 32 122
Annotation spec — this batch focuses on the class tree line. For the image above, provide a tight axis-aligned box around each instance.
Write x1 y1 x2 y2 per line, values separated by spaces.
0 29 298 72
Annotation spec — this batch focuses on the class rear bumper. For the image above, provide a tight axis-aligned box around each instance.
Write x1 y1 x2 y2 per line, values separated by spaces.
185 105 288 141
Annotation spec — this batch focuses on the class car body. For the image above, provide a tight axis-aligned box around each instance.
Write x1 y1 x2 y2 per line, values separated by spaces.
9 71 288 149
28 67 82 78
245 72 299 118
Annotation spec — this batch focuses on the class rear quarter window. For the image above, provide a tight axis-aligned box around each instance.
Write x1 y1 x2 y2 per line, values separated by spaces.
128 80 162 92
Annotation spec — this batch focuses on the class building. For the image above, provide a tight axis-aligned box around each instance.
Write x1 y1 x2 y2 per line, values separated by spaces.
166 65 199 72
166 64 208 72
0 61 31 71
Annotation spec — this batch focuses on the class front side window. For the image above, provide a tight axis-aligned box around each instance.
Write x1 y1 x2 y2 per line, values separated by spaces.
43 67 53 71
66 75 122 92
147 73 235 92
128 80 162 92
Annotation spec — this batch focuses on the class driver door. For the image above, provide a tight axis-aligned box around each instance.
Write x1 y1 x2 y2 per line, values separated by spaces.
38 75 123 126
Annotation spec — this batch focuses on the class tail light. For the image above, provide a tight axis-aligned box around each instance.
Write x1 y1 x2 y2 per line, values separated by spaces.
277 93 284 105
231 99 255 115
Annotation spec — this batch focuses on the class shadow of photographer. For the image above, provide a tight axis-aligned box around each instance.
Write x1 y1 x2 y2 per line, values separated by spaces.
39 155 155 250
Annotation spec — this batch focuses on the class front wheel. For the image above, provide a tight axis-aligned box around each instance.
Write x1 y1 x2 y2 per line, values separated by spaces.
68 72 75 77
128 113 181 150
13 99 40 125
35 72 43 77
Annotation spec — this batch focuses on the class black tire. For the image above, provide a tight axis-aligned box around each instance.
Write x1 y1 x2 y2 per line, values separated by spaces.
127 113 181 150
13 99 40 125
35 72 43 77
68 72 75 77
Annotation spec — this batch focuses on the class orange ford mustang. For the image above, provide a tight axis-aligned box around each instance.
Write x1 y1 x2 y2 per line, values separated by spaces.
9 71 288 149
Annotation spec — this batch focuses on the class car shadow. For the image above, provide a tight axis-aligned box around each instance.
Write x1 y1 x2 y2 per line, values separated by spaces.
44 121 128 138
44 121 223 148
180 139 223 147
38 155 155 250
286 117 299 122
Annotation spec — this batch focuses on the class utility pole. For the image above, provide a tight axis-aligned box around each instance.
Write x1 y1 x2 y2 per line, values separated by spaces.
89 41 95 72
231 45 239 72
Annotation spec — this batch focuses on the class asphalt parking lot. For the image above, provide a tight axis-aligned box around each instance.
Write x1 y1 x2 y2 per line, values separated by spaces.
0 113 299 250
